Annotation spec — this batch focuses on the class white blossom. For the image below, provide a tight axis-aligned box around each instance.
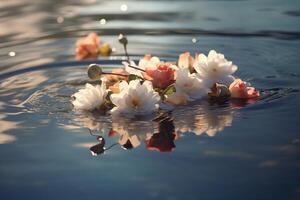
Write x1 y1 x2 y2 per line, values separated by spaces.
72 83 107 111
110 80 160 115
194 50 237 87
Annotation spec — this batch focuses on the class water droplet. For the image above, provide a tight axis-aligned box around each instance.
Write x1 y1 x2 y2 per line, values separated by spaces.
56 16 64 24
192 38 197 43
8 51 16 57
99 18 106 25
120 4 128 12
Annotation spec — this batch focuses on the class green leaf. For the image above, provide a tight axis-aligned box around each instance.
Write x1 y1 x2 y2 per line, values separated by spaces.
163 84 176 95
105 91 113 106
128 74 143 82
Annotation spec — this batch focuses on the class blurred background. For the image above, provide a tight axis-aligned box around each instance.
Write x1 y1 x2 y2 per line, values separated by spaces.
1 0 300 73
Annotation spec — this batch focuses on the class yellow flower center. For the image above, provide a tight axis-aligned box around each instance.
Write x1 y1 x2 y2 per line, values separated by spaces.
130 96 141 108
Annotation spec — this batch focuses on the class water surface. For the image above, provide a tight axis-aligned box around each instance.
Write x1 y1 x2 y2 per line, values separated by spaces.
1 0 300 199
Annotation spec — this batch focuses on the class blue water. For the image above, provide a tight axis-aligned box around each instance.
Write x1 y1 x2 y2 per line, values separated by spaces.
1 0 300 199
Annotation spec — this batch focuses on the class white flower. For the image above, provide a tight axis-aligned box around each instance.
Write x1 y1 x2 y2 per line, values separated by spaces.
174 68 208 100
110 80 160 115
122 55 159 76
193 50 237 87
72 83 107 111
138 55 161 69
122 60 143 77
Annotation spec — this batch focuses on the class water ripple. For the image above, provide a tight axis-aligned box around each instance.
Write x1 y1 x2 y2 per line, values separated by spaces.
2 29 300 50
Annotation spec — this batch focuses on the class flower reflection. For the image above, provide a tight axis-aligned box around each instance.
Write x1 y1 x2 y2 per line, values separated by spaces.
90 136 106 156
145 118 177 152
119 134 140 150
173 101 234 137
110 115 156 149
71 111 111 134
70 100 237 155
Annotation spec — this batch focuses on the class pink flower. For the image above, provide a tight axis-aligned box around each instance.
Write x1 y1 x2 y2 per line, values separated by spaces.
229 79 260 99
178 52 196 72
144 62 176 89
76 32 100 60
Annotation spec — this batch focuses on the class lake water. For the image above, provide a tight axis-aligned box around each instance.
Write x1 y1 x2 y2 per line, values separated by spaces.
1 0 300 199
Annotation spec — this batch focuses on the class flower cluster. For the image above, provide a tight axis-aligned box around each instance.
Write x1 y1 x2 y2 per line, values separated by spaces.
71 50 260 115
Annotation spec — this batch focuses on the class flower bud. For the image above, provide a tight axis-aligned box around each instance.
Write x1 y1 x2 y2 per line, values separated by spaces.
87 64 103 80
118 34 128 46
99 43 112 56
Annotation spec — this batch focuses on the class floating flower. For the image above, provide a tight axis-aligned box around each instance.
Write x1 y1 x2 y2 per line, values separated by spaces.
144 62 176 89
72 83 107 111
174 68 208 100
194 50 237 87
110 80 160 115
178 52 197 73
123 55 177 89
76 32 100 60
139 54 160 69
229 79 260 99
